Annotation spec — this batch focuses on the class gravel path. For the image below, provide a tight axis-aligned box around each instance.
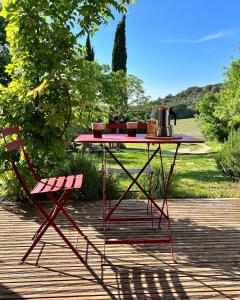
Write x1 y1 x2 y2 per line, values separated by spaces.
171 143 212 154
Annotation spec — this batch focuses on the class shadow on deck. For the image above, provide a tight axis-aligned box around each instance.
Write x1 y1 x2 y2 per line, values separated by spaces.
0 198 240 299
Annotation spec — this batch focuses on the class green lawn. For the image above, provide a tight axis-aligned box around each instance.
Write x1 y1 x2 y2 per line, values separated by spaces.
106 150 240 198
174 117 203 139
104 118 240 198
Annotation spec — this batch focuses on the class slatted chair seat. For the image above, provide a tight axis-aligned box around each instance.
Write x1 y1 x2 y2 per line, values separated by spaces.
31 175 83 194
108 167 155 174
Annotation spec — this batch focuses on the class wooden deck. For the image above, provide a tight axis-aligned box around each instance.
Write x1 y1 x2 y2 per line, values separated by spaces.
0 198 240 299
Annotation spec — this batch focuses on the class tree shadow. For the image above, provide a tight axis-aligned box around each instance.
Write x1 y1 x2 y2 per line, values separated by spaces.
0 283 24 299
24 245 118 300
23 236 190 299
109 265 190 300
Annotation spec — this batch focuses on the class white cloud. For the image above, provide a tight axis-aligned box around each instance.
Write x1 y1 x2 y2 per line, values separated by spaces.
161 29 238 44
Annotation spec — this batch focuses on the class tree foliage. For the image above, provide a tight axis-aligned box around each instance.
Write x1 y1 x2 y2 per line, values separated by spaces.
0 10 11 86
112 15 127 73
197 58 240 141
107 74 151 122
0 0 131 167
196 93 228 141
0 0 137 201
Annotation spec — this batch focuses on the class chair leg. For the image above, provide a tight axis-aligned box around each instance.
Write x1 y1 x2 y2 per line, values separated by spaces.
22 190 85 263
147 198 150 214
32 205 58 240
48 192 85 237
32 193 85 240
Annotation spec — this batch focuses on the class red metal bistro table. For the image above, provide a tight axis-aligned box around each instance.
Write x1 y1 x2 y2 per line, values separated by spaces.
75 134 204 262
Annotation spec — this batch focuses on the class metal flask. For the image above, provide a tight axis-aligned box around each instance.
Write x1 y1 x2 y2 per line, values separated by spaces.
157 107 177 137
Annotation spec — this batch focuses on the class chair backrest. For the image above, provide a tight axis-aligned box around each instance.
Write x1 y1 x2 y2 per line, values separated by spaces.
1 127 39 196
106 122 147 133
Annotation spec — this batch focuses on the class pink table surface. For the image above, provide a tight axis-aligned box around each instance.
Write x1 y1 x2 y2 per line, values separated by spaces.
74 134 204 144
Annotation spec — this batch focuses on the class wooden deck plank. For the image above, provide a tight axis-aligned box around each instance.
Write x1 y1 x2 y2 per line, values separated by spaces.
0 198 240 299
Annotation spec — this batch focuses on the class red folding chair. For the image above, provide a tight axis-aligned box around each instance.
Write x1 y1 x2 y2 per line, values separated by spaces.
1 127 86 263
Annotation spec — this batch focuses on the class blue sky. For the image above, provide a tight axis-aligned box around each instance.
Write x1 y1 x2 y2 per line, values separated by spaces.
89 0 240 99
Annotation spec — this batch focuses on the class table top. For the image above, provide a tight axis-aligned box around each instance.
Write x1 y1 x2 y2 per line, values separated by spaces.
74 134 204 144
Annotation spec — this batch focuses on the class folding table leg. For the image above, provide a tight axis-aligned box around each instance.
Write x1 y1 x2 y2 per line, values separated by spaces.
157 143 180 263
158 143 180 227
102 145 107 232
103 143 180 263
103 146 167 224
146 143 153 215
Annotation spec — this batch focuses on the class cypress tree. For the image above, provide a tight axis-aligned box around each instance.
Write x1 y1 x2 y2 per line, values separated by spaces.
85 34 94 61
111 15 128 132
112 15 127 73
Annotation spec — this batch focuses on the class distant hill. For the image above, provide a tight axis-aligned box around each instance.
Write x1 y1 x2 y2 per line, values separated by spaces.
151 83 222 119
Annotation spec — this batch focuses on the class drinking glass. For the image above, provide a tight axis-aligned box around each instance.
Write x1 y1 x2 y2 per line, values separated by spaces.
91 123 104 138
147 120 157 137
126 122 138 137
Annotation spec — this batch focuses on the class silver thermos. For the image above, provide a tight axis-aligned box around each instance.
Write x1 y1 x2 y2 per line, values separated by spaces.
157 107 177 137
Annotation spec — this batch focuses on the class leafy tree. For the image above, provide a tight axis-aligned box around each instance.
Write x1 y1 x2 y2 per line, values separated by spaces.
0 0 131 167
216 60 240 132
0 10 11 86
196 93 228 141
106 74 151 122
85 34 94 61
197 58 240 141
0 0 135 201
69 62 133 130
112 15 127 73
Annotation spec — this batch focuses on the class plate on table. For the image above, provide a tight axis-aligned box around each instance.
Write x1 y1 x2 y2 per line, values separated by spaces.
145 135 183 140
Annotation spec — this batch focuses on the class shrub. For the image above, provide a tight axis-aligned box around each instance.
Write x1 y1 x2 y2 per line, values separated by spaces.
140 163 172 199
0 167 28 202
50 153 119 201
216 129 240 180
151 165 173 199
0 145 34 202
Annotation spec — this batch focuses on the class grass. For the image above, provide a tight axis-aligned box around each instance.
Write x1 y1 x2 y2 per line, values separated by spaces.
174 117 203 139
106 150 240 198
103 118 240 198
165 152 240 198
